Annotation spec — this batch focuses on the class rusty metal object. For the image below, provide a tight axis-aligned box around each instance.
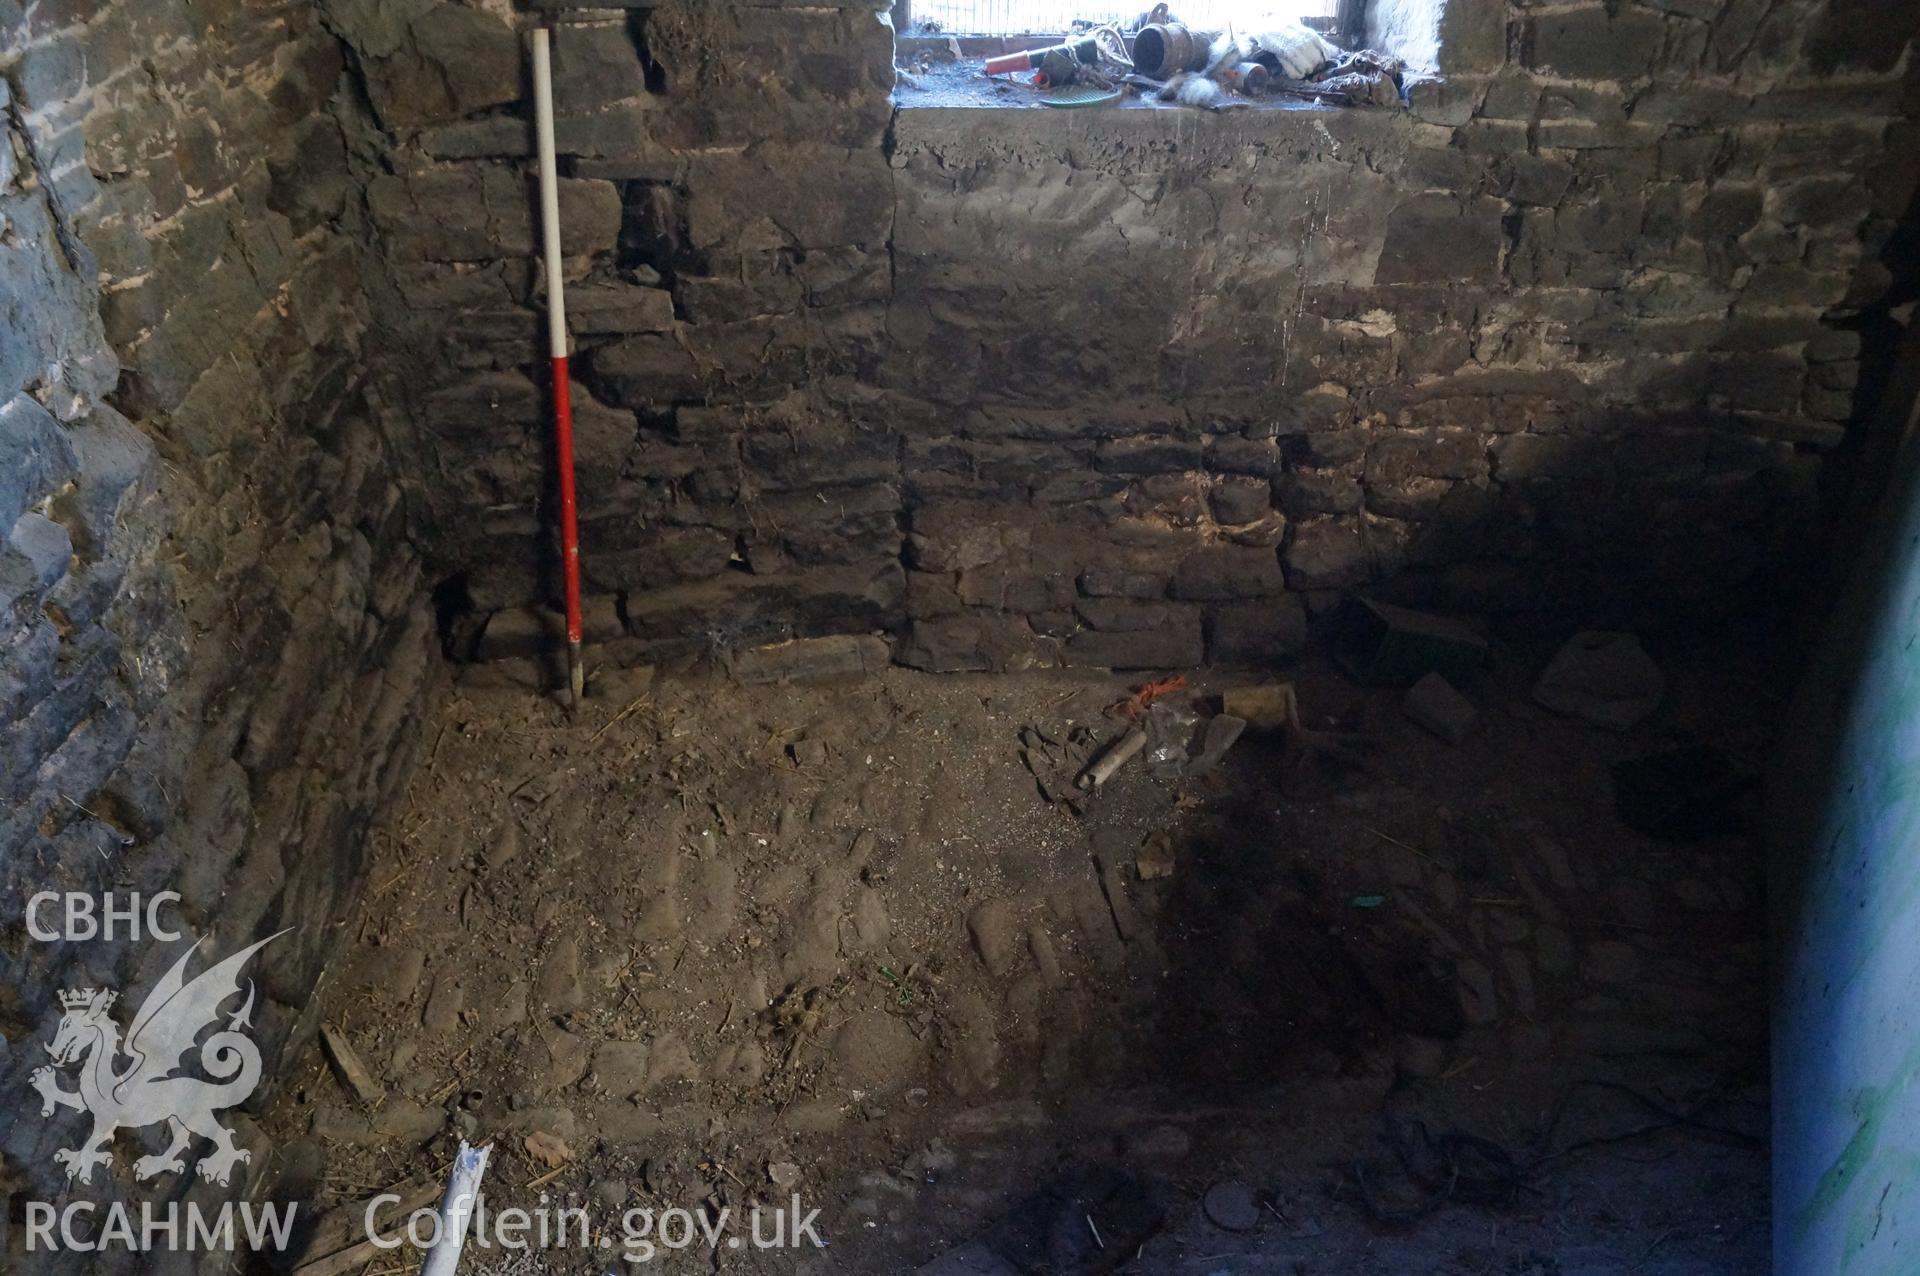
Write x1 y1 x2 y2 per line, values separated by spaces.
1217 60 1271 94
1131 22 1221 78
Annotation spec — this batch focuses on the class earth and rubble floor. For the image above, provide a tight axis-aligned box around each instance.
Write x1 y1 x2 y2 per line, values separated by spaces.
259 630 1774 1275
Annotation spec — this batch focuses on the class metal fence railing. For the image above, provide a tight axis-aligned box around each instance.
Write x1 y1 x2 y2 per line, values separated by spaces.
905 1 1336 36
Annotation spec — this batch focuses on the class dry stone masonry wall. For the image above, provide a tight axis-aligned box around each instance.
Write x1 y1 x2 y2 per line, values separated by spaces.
1 2 429 1258
365 0 1917 673
0 0 1912 1260
339 0 905 658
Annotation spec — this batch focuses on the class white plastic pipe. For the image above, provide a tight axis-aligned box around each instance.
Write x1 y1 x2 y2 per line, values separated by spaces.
420 1140 492 1276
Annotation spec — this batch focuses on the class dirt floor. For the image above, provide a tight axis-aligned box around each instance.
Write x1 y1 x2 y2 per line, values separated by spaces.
259 628 1773 1274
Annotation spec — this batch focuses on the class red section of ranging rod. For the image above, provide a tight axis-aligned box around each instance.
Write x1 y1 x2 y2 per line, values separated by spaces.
550 354 583 651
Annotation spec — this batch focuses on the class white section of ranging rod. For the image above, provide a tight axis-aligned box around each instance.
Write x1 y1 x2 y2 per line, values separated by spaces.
420 1141 492 1276
531 27 568 361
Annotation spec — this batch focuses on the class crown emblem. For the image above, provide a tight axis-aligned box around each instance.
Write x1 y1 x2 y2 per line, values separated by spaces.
58 988 115 1012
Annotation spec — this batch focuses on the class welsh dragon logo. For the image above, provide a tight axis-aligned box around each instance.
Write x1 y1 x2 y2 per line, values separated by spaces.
31 931 286 1187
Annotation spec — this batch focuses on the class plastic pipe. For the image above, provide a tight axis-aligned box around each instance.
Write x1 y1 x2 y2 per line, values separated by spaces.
532 26 585 707
983 36 1099 75
420 1141 491 1276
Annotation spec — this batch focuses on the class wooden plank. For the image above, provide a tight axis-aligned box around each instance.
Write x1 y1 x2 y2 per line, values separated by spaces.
318 1023 385 1106
284 1179 442 1274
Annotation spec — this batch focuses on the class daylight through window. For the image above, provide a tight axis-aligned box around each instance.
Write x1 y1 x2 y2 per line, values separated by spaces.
908 1 1337 36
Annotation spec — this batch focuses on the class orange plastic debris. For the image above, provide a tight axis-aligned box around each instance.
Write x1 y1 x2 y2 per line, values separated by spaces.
1112 674 1189 721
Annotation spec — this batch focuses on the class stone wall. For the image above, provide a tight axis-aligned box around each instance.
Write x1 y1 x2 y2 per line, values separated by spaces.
888 3 1919 669
0 2 429 1262
334 0 907 661
370 0 1917 672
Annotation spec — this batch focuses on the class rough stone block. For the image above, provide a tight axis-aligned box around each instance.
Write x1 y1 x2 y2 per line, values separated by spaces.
1491 435 1585 483
1806 358 1858 394
1436 0 1505 72
1407 77 1479 126
1709 354 1804 413
1126 472 1209 525
591 1040 651 1098
1210 476 1274 525
1803 385 1854 422
683 312 856 400
1205 437 1287 478
1697 185 1764 240
1285 517 1376 590
657 564 906 646
1630 84 1751 127
1078 566 1168 599
741 416 899 489
0 394 81 527
1403 672 1478 742
0 546 39 616
1497 153 1575 208
1283 430 1368 468
358 4 522 129
570 392 640 485
1532 631 1665 730
957 565 1075 613
425 371 541 444
678 272 804 324
1739 265 1851 310
1098 436 1206 475
1802 0 1920 75
419 114 533 160
1075 597 1172 632
1280 387 1368 439
12 33 84 111
1375 194 1505 285
684 148 894 252
1772 177 1864 229
1721 312 1825 353
732 634 891 684
10 513 72 590
1520 6 1666 80
897 612 1050 673
1658 133 1727 180
0 620 60 724
1208 599 1308 664
1479 71 1541 119
369 169 620 261
1365 477 1451 521
550 19 652 110
1064 613 1204 670
908 505 1031 573
1366 431 1487 485
567 284 676 335
1806 328 1863 363
587 527 735 592
1170 545 1287 601
1278 470 1363 518
906 570 963 619
587 334 704 404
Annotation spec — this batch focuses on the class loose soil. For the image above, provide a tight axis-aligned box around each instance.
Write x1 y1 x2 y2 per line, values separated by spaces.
260 632 1773 1275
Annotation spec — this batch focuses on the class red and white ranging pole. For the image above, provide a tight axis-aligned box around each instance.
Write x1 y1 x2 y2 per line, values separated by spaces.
531 25 585 707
